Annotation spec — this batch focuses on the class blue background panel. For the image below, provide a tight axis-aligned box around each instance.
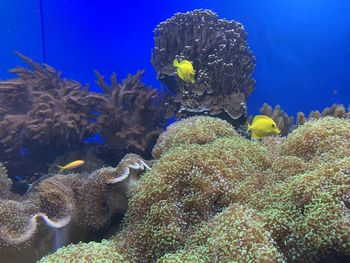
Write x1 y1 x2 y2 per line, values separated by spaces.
0 0 43 79
1 0 350 116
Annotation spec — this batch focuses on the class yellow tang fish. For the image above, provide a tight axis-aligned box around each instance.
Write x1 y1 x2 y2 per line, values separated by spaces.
247 115 281 139
173 58 195 84
57 160 85 173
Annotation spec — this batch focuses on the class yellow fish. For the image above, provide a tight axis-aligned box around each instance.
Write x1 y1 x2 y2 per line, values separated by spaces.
247 115 281 139
57 160 85 173
173 58 195 84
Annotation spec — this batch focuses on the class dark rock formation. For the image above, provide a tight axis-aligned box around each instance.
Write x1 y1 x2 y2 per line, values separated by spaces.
151 9 256 122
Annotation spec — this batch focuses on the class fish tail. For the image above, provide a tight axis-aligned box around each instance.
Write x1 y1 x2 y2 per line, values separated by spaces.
57 165 65 173
246 121 251 131
173 58 179 67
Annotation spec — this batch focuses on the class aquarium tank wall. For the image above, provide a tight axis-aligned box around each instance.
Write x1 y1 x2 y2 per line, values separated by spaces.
1 0 350 262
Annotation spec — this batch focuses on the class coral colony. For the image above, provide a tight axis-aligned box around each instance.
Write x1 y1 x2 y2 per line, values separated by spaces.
0 9 350 262
151 10 255 124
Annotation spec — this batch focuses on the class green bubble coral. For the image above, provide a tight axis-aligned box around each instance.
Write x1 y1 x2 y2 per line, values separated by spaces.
248 157 350 261
280 117 350 163
158 205 285 263
120 131 270 261
39 240 130 263
152 116 238 158
37 116 350 262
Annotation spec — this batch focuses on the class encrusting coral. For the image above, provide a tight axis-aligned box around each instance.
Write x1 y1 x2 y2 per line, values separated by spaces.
151 9 255 122
0 154 149 262
40 116 350 262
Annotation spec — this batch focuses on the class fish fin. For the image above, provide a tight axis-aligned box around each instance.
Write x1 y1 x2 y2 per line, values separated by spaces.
180 60 193 68
176 69 186 82
246 121 252 131
173 58 179 67
251 131 261 140
252 115 273 124
57 165 64 173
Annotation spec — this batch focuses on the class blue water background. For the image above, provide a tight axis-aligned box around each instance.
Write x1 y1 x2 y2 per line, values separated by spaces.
1 0 350 116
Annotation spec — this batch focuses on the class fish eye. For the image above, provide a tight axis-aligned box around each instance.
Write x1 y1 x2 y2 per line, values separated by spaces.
271 124 275 128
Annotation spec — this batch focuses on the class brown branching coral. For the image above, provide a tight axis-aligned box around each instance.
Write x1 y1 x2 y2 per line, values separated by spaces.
302 103 350 125
0 154 148 262
90 70 171 155
258 103 350 136
151 9 255 122
0 54 171 182
259 103 294 136
0 53 98 160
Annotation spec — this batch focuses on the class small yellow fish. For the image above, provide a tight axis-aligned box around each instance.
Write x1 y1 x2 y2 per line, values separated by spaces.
247 115 281 139
173 58 195 84
57 160 85 173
